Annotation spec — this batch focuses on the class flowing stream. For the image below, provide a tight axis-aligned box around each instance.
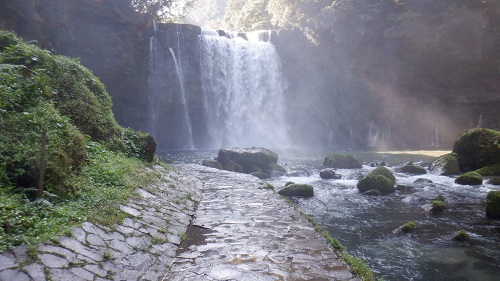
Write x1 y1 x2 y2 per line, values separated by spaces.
160 149 500 281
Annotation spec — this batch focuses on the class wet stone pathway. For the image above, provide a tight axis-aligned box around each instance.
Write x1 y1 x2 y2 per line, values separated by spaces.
0 164 358 280
164 164 358 281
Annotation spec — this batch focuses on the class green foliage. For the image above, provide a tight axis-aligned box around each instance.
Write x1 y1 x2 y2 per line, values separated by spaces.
120 127 157 162
430 197 446 214
0 143 163 252
399 221 416 233
455 171 483 186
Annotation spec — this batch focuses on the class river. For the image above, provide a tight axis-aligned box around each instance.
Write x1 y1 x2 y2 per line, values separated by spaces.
159 149 500 281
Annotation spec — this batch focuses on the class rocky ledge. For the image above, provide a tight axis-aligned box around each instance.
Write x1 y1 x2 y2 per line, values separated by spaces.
0 164 358 281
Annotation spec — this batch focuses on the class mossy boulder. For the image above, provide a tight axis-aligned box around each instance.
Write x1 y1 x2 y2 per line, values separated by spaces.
215 147 285 177
453 229 470 242
121 128 156 162
489 178 500 185
429 153 460 175
401 162 427 175
452 128 500 172
357 167 396 195
430 198 446 214
398 221 416 233
486 191 500 219
278 184 314 197
474 163 500 177
323 153 362 169
455 171 483 185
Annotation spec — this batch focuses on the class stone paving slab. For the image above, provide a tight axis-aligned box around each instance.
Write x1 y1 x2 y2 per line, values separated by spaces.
0 166 201 281
0 164 359 281
163 164 359 281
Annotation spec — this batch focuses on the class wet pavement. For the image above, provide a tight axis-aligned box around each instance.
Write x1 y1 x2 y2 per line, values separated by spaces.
164 164 358 281
0 164 358 280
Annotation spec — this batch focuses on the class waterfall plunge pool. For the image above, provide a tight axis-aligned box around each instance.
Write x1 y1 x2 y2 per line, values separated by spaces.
159 149 500 281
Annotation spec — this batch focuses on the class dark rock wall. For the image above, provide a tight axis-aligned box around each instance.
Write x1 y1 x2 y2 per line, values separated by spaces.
0 0 150 131
272 4 500 149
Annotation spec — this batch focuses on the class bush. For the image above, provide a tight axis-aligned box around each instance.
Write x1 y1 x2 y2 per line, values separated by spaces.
121 128 157 162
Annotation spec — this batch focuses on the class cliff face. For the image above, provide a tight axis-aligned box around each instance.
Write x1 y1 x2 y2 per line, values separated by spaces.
2 0 498 149
0 0 150 131
273 2 500 148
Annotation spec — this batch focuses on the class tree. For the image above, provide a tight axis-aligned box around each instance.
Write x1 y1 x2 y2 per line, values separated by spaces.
131 0 197 22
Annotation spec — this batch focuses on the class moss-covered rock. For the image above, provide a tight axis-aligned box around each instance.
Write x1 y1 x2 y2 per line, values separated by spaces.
455 171 483 185
486 191 500 219
398 221 416 233
489 178 500 185
357 167 396 195
216 147 285 176
430 198 446 214
401 162 427 175
453 229 470 242
429 153 460 175
278 184 314 197
453 128 500 172
474 163 500 177
323 153 362 169
121 128 156 162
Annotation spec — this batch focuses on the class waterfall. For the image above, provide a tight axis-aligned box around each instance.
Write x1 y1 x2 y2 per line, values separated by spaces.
199 30 289 148
477 113 484 128
368 121 379 147
169 46 194 149
148 36 158 138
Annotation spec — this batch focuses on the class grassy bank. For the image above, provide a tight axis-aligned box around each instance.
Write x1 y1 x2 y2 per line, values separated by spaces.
0 142 166 252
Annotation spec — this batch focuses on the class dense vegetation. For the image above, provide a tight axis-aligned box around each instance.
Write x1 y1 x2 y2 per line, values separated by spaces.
0 30 157 251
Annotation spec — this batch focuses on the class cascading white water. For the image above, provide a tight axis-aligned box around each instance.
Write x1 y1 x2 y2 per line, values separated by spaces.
169 46 194 149
148 36 158 137
199 30 289 148
368 121 379 147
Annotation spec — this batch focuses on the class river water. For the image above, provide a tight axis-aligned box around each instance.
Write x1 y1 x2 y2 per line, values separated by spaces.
159 149 500 281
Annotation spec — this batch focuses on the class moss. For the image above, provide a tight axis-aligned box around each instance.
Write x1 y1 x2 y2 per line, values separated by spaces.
453 229 470 242
278 184 314 197
401 162 427 175
455 171 483 185
489 178 500 185
486 191 500 219
430 199 446 214
323 153 362 169
475 163 500 177
453 128 500 171
399 221 416 233
357 167 396 195
429 153 460 175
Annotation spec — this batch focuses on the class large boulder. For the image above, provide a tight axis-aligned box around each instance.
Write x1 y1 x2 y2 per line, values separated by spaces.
278 184 314 197
201 159 223 170
319 169 342 180
429 153 461 175
400 162 427 175
357 167 396 195
323 153 362 169
206 147 286 178
452 128 500 172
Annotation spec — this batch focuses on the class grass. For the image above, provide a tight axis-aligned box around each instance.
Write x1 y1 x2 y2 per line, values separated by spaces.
0 142 167 252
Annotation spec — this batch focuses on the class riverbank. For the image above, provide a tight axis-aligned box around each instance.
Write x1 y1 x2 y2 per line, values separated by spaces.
0 164 362 281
